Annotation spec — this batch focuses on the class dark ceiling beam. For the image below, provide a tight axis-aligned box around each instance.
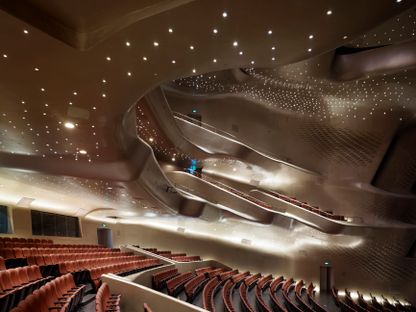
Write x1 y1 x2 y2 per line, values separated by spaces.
0 0 195 50
332 40 416 81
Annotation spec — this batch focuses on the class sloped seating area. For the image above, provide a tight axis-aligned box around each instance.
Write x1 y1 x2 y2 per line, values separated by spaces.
0 265 53 312
10 273 84 312
267 190 347 222
332 288 415 312
190 172 348 222
151 259 414 312
135 245 202 262
0 237 117 269
0 236 164 311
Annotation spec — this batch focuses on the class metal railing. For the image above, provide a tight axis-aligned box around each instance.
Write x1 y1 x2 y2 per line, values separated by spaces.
173 112 237 139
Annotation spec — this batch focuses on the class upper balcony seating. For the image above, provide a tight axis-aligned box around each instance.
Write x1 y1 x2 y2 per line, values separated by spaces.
166 271 195 297
267 191 347 222
0 265 53 312
255 274 273 312
152 268 179 290
9 273 84 312
96 282 120 312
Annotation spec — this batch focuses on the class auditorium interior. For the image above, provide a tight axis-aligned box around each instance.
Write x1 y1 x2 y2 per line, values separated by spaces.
0 1 415 311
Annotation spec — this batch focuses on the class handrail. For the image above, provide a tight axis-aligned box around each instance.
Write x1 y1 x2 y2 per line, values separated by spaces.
173 111 237 139
199 173 274 210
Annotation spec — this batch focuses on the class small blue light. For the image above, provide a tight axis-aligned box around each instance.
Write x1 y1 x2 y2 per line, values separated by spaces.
187 159 198 174
192 109 197 113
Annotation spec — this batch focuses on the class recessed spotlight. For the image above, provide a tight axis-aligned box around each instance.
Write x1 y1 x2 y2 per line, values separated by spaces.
64 122 75 129
171 60 176 64
309 34 314 39
142 56 148 61
222 12 228 18
267 30 272 35
125 41 130 46
239 51 243 55
2 54 7 58
272 57 275 61
192 69 196 73
41 88 45 92
153 41 159 46
343 35 348 39
102 93 106 98
171 157 176 161
213 28 218 34
251 60 255 64
213 58 217 63
102 79 106 83
79 150 87 155
106 56 111 61
271 46 276 50
34 67 39 71
233 41 238 47
168 28 173 33
149 137 154 142
73 91 77 95
189 45 194 50
23 29 29 34
127 72 132 76
326 10 332 15
308 48 312 52
396 0 402 2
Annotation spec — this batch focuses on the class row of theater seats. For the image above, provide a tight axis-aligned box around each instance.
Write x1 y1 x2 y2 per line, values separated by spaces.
191 171 347 222
0 247 115 259
0 237 53 244
27 251 129 266
137 246 202 262
0 265 53 312
267 190 347 221
152 265 415 312
96 282 121 312
332 288 414 312
0 236 165 311
10 273 84 312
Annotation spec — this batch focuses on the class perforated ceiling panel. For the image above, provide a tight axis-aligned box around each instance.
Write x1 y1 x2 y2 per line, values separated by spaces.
295 121 384 166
